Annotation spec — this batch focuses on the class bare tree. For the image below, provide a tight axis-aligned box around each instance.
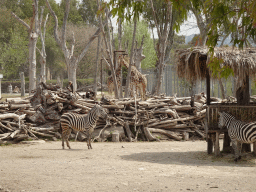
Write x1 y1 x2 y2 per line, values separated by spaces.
98 3 119 98
37 6 49 83
124 19 137 98
93 34 101 95
11 0 40 95
150 0 173 95
45 0 108 91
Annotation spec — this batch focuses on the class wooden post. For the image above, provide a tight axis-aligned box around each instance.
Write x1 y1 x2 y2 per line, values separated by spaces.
20 72 25 97
206 68 211 105
253 142 256 156
223 132 231 152
207 134 213 154
182 132 189 141
0 76 2 99
112 132 120 142
214 132 220 156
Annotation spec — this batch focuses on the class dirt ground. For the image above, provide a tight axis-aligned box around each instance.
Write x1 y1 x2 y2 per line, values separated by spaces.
1 140 256 192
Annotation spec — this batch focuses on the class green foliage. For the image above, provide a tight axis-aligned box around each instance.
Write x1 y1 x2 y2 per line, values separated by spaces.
207 0 256 48
59 0 83 25
0 23 28 79
169 34 190 65
79 0 98 26
207 56 234 79
109 0 146 22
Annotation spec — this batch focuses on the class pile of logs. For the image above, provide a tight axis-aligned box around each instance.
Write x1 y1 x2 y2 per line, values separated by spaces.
0 83 217 144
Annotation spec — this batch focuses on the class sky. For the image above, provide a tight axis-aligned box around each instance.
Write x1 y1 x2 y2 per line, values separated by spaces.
178 14 199 36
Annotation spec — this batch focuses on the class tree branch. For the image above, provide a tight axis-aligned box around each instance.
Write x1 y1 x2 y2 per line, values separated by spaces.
76 11 112 64
11 12 30 31
45 0 61 46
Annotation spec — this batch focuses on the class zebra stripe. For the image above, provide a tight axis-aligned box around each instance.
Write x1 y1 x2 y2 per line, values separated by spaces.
218 111 256 161
60 104 108 149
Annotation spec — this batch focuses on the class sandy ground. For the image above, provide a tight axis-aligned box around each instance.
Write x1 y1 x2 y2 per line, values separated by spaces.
1 140 256 192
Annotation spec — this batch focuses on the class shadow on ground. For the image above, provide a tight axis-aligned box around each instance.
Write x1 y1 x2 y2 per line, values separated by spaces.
121 151 256 167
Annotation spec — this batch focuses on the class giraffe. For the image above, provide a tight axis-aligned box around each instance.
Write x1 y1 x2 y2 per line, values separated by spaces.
107 66 122 96
119 55 147 100
107 55 147 100
107 56 139 97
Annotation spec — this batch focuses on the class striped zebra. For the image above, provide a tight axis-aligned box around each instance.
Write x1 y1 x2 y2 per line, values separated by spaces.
60 104 108 149
218 111 256 161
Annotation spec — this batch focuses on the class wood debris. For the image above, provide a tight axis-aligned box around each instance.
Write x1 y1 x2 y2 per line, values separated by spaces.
0 83 219 145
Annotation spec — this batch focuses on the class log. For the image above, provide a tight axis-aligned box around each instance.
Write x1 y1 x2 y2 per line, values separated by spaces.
20 109 36 115
9 103 31 110
92 126 125 141
148 128 182 141
13 134 29 141
0 104 8 108
169 105 195 111
0 113 26 121
10 100 30 104
0 133 11 140
31 127 55 132
145 103 168 109
6 98 23 102
196 109 206 117
10 130 21 138
29 129 54 137
124 122 134 142
72 102 91 110
0 122 14 131
102 104 125 109
190 121 205 139
143 127 159 141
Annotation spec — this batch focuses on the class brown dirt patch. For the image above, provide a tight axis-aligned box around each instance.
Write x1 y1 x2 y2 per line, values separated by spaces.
1 140 256 192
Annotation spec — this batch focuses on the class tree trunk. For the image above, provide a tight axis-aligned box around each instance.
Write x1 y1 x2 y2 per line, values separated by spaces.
11 0 39 95
20 72 25 97
151 0 172 95
28 31 38 95
236 74 251 152
124 19 137 98
94 35 101 95
68 62 77 92
218 78 226 99
236 75 250 105
38 8 48 84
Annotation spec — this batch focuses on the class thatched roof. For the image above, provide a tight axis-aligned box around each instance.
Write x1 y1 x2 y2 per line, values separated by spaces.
175 46 256 82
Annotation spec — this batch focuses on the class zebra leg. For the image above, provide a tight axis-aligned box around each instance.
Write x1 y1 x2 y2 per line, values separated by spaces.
87 134 92 149
62 129 72 149
231 139 240 162
237 142 242 160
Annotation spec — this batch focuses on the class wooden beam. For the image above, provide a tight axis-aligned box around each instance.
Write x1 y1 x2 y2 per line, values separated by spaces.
206 68 211 105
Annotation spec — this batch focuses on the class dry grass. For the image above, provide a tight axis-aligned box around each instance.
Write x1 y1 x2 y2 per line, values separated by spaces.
175 46 256 84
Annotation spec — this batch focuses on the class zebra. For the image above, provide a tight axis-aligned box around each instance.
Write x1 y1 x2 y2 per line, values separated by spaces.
218 111 256 162
60 104 108 149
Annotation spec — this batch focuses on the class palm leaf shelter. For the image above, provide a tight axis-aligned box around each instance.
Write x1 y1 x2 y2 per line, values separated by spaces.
174 46 256 105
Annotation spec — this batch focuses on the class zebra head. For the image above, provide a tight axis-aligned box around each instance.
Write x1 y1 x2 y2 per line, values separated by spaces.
218 111 225 129
95 104 108 119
